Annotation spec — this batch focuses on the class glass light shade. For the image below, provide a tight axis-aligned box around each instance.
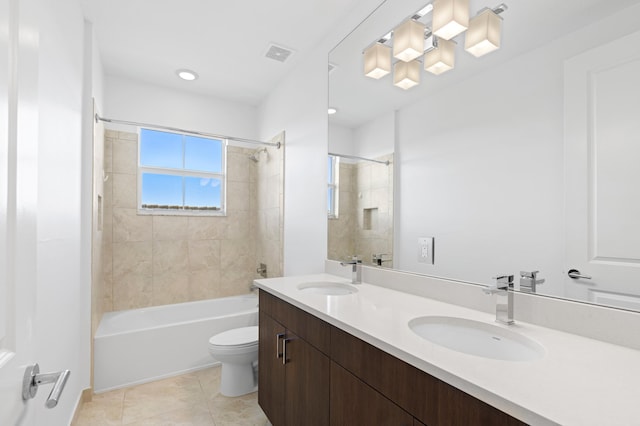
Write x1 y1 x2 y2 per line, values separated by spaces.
393 19 426 62
432 0 469 40
364 43 391 79
465 8 503 57
393 60 421 90
424 38 456 75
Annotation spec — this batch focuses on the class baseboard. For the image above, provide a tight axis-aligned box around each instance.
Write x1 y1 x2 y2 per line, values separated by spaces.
70 388 93 425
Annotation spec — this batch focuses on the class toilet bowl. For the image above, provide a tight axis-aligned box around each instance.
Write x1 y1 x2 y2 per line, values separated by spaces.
208 326 259 397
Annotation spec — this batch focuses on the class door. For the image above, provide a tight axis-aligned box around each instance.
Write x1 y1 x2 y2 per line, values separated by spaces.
0 0 40 424
258 311 286 426
564 30 640 310
284 331 330 426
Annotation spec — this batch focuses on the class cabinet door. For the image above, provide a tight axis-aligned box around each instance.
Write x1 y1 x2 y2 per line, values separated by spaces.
331 362 414 426
284 330 330 426
259 311 286 426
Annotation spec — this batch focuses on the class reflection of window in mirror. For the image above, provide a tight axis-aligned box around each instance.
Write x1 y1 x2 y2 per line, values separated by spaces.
327 155 340 218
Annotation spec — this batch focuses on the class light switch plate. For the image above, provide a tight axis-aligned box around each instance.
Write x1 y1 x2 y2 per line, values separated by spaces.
418 237 434 264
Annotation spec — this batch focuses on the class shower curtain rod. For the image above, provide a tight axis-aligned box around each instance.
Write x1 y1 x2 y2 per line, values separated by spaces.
329 152 390 166
94 114 281 149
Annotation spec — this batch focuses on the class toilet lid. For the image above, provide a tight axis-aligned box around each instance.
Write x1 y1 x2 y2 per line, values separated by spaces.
209 326 258 347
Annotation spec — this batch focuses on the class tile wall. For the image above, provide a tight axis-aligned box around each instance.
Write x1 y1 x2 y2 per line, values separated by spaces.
328 154 393 267
100 130 284 312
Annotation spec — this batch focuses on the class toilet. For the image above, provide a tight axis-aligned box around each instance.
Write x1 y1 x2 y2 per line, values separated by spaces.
208 326 259 397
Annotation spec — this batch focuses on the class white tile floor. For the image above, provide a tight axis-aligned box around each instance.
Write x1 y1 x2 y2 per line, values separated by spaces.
74 366 269 425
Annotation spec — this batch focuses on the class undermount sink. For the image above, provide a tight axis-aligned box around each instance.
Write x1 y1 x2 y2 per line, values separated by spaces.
409 316 545 362
297 281 358 295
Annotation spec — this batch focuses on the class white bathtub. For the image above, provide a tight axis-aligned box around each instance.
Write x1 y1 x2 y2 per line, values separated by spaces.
94 294 258 392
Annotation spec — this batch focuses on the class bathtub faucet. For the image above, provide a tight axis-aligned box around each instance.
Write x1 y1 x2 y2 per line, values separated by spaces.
340 256 362 284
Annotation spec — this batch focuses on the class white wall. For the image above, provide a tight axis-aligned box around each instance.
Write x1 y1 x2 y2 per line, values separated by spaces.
258 0 387 276
395 3 640 295
329 110 395 159
328 123 353 156
35 0 90 423
353 110 395 158
104 75 258 139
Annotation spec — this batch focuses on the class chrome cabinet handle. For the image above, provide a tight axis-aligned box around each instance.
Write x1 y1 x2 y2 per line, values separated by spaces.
22 364 71 408
282 338 291 365
276 333 285 358
568 269 592 280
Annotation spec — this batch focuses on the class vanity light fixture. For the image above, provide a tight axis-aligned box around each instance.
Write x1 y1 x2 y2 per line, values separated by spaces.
362 1 507 89
424 37 456 75
465 4 507 57
393 60 421 90
432 0 470 40
176 69 198 81
393 19 426 62
364 42 392 79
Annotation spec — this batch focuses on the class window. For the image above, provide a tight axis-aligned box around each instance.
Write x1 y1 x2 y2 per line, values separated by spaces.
328 155 339 218
138 128 226 215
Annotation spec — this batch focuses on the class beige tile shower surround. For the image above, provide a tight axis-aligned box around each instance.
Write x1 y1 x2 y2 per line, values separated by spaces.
327 154 393 267
99 130 284 312
73 366 268 425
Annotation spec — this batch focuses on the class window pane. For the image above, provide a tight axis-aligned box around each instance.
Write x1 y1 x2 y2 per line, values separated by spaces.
185 136 223 173
140 129 183 168
328 187 334 214
141 173 183 207
327 156 334 184
184 176 222 210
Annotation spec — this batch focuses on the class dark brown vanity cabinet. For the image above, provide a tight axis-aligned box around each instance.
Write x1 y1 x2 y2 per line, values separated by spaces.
259 290 527 426
258 291 331 426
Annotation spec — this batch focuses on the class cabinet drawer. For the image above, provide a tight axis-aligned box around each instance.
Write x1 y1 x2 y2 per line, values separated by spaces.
330 326 526 426
331 361 413 426
260 290 330 355
331 326 439 423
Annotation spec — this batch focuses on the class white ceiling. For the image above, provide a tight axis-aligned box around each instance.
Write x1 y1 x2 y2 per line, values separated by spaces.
82 0 363 105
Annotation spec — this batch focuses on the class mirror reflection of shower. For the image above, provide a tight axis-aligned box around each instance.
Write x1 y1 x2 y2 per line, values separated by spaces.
248 147 268 162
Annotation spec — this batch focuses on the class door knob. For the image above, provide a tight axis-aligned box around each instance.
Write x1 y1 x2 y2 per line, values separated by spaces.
567 269 592 280
22 364 71 408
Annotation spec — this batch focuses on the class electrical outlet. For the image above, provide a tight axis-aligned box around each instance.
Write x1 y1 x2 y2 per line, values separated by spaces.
418 237 434 264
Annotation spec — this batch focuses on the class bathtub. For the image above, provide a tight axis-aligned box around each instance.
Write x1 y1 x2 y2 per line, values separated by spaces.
94 294 258 392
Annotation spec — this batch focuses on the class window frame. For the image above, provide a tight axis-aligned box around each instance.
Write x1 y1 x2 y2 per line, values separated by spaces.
137 127 227 217
328 155 340 219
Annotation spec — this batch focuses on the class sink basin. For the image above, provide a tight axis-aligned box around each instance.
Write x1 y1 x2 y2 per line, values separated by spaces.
297 281 358 295
409 316 545 362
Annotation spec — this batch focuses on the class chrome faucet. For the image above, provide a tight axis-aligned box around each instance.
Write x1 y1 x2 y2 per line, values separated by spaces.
520 270 545 293
340 256 362 284
483 275 514 325
372 253 391 267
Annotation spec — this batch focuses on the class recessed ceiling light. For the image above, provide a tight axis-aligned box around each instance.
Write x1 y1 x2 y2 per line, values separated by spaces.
176 69 198 81
328 107 338 115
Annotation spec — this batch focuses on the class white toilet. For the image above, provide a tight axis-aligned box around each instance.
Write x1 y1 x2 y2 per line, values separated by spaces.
208 326 259 397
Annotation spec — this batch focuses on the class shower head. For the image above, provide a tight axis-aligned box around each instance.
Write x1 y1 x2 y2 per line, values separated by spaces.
248 147 268 162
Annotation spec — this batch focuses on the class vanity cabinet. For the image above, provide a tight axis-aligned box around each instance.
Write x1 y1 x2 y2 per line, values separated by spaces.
258 291 330 426
259 290 526 426
330 361 414 425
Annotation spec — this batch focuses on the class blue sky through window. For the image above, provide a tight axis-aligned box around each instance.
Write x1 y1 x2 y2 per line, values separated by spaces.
140 129 223 209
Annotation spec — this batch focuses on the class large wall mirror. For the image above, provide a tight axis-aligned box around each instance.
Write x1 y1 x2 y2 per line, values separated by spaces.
328 0 640 312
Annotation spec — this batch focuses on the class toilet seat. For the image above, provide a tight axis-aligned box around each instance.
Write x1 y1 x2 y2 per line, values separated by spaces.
209 326 258 350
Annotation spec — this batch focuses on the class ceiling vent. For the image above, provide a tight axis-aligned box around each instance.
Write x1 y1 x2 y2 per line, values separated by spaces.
265 44 295 63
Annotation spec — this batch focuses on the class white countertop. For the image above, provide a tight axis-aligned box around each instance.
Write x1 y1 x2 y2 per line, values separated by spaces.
255 273 640 426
